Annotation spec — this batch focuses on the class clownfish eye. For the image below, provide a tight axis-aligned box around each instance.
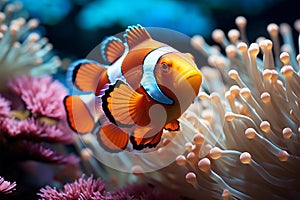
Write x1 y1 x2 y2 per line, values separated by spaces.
160 57 172 73
161 63 170 73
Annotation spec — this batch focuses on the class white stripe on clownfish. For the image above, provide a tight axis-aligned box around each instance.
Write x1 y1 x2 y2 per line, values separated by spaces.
141 45 178 105
104 38 178 105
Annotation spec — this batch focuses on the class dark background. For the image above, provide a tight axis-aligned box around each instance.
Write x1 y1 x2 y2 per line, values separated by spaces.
36 0 300 59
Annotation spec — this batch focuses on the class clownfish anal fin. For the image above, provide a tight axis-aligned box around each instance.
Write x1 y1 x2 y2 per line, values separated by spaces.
98 123 129 152
102 80 145 127
71 60 106 93
64 95 95 134
124 24 152 49
101 36 125 63
130 127 163 150
164 119 180 131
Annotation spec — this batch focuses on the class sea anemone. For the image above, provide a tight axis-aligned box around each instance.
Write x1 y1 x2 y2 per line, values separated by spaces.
0 0 61 90
82 17 300 199
144 17 300 199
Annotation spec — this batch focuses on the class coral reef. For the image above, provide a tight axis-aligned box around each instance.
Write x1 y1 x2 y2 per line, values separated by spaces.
0 1 75 198
0 76 76 164
0 76 78 198
1 1 299 199
38 174 181 200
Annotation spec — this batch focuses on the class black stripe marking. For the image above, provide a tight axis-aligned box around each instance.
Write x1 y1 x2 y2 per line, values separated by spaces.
71 62 82 85
63 96 77 133
101 80 133 128
130 135 146 150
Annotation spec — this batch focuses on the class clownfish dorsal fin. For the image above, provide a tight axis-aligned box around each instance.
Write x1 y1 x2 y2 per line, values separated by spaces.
70 60 106 93
101 36 126 63
164 119 180 131
124 24 152 49
101 80 145 127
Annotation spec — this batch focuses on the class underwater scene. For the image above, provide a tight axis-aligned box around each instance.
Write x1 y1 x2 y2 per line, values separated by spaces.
0 0 299 199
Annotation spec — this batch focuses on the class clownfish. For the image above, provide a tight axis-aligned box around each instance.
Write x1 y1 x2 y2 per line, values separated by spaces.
64 24 202 152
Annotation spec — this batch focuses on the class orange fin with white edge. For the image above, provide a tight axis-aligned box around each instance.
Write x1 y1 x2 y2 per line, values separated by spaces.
124 24 151 49
130 127 163 150
101 36 125 63
98 123 129 152
64 95 97 134
164 119 180 131
70 60 106 92
102 80 145 127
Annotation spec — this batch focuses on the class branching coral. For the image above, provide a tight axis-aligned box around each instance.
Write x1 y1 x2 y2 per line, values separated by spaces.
38 175 110 200
0 1 83 198
85 17 300 199
0 75 79 198
0 0 61 89
38 174 181 200
0 75 77 164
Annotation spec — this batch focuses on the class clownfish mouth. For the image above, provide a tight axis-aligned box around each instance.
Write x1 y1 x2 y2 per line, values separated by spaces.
178 70 201 84
180 72 202 95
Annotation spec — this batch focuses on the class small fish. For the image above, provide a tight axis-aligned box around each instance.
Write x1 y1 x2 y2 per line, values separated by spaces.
64 24 202 152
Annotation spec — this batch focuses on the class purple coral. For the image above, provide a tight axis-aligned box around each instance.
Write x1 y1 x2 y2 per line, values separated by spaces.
1 118 72 144
38 174 181 200
120 183 182 200
0 75 77 164
0 96 11 117
0 176 16 194
38 175 108 200
9 76 68 120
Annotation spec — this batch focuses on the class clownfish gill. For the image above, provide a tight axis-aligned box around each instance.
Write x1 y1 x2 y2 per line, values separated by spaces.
64 24 202 152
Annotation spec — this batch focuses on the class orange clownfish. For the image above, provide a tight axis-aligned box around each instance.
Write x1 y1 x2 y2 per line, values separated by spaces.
64 24 202 152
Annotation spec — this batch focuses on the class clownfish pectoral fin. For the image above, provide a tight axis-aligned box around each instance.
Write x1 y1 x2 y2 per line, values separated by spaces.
70 60 106 93
102 80 145 127
101 36 126 63
98 123 129 152
64 94 99 134
124 24 151 49
130 127 163 150
164 119 180 131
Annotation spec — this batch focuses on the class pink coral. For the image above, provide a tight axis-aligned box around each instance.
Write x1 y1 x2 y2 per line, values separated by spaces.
9 76 68 119
38 175 108 200
0 95 11 117
0 176 16 194
38 174 181 200
1 118 72 144
0 75 77 164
